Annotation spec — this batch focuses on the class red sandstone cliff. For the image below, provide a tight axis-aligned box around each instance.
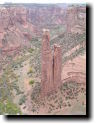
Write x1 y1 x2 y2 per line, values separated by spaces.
0 6 38 53
0 5 86 55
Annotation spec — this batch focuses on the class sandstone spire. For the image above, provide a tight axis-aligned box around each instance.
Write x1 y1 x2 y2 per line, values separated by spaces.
53 44 62 90
41 29 62 96
41 29 54 96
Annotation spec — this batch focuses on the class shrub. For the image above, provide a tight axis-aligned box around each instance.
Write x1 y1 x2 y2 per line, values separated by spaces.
29 80 34 85
28 48 34 53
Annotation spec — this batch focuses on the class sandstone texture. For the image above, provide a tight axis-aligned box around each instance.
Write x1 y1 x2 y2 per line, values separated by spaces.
53 44 62 90
0 5 86 55
0 4 86 115
41 30 54 95
41 30 62 96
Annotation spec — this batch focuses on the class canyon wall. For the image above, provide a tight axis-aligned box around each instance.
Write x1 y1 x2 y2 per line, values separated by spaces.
0 5 86 52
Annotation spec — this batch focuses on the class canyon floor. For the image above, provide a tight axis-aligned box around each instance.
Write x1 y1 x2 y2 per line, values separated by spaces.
0 41 86 115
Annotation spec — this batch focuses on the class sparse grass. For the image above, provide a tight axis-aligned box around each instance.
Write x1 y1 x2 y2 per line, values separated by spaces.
0 100 21 115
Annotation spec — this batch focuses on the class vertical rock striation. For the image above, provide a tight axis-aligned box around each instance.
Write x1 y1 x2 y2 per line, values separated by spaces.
41 29 62 96
41 29 54 96
53 44 62 90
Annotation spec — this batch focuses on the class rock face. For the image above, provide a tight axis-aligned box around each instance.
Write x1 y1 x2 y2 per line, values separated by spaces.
66 7 86 33
53 44 62 90
41 29 54 96
0 6 38 54
15 7 27 25
0 5 86 55
41 30 62 96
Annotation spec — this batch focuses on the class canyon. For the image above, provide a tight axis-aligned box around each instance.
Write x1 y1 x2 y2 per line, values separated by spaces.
0 4 86 115
0 4 86 55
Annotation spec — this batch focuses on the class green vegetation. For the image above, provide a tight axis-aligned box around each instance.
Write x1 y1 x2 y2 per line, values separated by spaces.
63 47 86 63
29 80 34 85
0 100 21 115
0 74 22 115
28 48 34 53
